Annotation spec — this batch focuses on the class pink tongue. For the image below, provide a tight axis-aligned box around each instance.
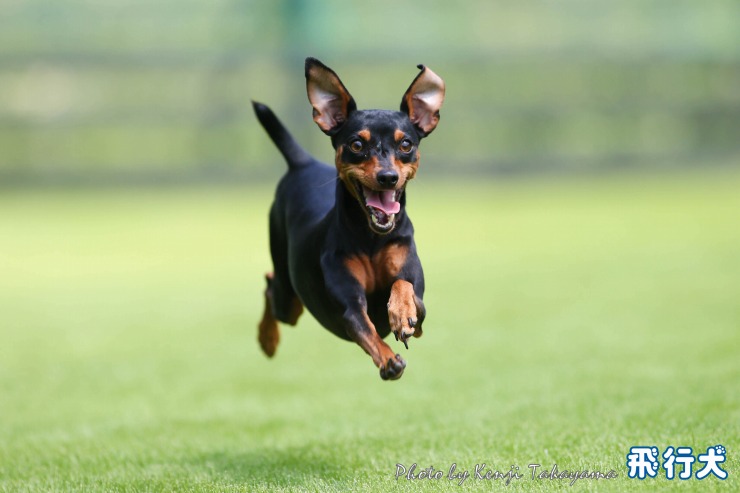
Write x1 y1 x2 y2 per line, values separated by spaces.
365 189 400 214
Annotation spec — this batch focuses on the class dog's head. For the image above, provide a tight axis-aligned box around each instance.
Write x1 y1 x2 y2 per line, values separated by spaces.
305 57 445 235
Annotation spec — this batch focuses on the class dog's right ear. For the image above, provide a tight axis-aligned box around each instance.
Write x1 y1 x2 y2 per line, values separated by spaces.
306 57 357 135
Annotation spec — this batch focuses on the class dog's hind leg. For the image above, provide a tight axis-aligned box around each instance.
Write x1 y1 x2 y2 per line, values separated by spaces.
258 272 304 357
258 273 280 357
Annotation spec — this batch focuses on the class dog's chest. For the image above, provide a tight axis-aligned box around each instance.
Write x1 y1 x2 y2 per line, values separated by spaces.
343 243 408 293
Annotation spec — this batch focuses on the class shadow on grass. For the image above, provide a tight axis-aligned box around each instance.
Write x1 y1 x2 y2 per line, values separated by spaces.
193 442 363 489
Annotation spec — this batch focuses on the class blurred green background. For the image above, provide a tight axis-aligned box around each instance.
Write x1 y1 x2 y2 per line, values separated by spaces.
1 0 738 183
2 2 740 492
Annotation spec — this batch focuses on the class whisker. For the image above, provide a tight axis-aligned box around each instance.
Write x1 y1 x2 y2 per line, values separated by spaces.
313 176 339 189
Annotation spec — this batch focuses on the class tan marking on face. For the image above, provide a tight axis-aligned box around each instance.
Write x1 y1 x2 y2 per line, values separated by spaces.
335 145 346 175
394 129 405 142
406 153 419 181
336 149 381 196
359 156 380 181
389 154 419 187
358 129 371 142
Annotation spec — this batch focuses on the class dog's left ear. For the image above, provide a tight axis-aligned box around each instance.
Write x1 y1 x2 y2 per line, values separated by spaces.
400 65 446 137
306 57 357 135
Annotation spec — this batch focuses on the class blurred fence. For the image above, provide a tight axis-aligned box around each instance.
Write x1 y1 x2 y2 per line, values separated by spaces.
0 0 738 185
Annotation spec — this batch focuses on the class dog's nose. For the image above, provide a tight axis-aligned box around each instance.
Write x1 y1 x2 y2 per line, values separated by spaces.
376 169 399 188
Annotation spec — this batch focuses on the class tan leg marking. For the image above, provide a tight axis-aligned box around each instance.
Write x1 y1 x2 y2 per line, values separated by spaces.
388 279 418 344
258 273 279 357
285 295 304 326
350 311 406 380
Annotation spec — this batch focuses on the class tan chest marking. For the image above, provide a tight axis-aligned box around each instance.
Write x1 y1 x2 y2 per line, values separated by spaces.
344 243 409 292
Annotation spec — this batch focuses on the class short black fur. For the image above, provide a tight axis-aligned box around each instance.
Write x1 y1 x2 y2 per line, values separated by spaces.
253 58 444 380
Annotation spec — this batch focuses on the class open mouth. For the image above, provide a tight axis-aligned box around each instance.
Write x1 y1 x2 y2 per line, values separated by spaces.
354 182 403 234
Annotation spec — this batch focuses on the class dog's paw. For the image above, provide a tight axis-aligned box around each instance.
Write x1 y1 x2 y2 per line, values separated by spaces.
258 317 280 357
391 317 418 350
412 323 423 338
379 353 407 380
388 281 418 349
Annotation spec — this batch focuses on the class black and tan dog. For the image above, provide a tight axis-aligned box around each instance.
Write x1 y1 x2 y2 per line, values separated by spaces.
253 57 445 380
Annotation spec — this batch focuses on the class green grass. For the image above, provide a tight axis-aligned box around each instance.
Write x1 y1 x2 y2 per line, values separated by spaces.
1 169 739 492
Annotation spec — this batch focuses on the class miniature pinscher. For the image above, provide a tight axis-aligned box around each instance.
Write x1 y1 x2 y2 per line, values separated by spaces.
253 57 445 380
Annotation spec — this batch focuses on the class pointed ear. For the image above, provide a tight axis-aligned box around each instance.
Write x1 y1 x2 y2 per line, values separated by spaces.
400 64 446 137
305 57 357 135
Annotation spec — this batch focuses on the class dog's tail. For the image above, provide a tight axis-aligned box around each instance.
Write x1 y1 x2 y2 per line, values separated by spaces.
252 101 312 168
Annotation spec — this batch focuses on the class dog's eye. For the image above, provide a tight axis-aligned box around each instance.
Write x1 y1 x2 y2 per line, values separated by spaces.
398 139 413 153
349 140 364 153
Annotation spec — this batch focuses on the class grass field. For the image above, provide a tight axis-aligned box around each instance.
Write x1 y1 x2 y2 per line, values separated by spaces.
1 169 738 492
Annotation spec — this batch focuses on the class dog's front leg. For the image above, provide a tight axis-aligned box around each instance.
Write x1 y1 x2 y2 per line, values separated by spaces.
323 255 406 380
342 305 407 380
387 279 425 349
